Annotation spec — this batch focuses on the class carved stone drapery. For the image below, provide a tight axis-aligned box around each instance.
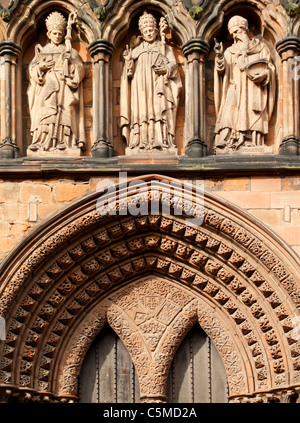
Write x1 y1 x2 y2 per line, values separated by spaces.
276 35 300 155
182 38 209 157
89 39 114 158
0 41 21 159
27 11 86 157
120 11 182 155
213 16 275 155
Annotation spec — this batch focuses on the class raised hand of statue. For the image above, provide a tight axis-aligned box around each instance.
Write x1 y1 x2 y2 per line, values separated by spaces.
214 38 224 57
159 17 168 36
123 44 132 61
123 44 134 78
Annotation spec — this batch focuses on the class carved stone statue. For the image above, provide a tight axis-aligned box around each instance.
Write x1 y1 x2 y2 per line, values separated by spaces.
214 15 275 154
120 11 182 155
27 11 85 157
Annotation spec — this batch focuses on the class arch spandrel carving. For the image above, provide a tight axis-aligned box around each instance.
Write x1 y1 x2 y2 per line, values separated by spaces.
0 175 300 402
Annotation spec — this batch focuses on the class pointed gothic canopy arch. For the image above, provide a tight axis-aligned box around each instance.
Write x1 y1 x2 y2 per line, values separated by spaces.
0 174 300 403
199 0 288 44
4 0 99 46
99 0 197 46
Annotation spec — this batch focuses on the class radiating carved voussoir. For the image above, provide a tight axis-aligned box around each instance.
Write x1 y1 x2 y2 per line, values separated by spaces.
1 208 299 398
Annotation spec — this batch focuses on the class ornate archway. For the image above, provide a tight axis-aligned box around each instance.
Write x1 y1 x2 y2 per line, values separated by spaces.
78 317 228 403
0 175 300 403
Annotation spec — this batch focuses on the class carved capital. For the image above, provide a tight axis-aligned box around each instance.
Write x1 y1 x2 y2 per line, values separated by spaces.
185 139 207 157
279 135 300 155
276 35 300 60
89 39 114 62
182 37 209 58
0 41 22 59
91 139 114 158
140 395 166 403
0 137 19 159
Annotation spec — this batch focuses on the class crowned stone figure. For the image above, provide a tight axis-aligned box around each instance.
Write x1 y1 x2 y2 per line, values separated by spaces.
214 15 275 154
27 11 85 156
120 11 182 155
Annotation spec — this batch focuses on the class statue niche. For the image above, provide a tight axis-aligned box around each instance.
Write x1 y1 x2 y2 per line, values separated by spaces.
120 11 182 156
27 11 85 157
213 15 275 155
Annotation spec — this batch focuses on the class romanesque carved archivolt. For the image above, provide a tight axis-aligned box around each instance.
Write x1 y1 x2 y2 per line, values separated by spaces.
60 278 227 402
27 11 85 157
1 177 300 402
197 304 247 395
58 305 106 397
214 16 275 154
120 11 182 155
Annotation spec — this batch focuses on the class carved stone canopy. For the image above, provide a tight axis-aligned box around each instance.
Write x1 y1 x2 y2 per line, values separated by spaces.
0 175 300 402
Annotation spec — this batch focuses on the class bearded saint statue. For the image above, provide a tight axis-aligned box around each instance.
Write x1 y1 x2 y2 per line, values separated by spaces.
27 11 85 155
214 15 275 153
120 11 182 153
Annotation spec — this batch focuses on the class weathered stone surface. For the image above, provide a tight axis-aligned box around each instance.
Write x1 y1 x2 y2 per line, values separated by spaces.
27 11 85 157
214 16 275 154
120 11 182 154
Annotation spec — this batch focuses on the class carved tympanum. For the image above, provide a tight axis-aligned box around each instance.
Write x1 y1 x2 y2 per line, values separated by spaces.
27 11 85 157
120 11 182 155
214 15 275 154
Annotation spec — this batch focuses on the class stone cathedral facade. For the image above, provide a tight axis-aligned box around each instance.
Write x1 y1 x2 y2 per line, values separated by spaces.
0 0 300 404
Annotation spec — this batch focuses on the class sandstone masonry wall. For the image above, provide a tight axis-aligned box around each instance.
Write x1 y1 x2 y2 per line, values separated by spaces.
0 175 299 263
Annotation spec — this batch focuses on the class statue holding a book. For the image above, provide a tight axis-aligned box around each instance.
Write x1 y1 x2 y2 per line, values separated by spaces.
214 15 275 154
